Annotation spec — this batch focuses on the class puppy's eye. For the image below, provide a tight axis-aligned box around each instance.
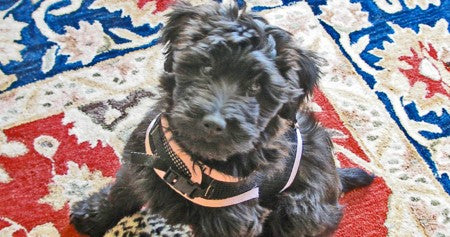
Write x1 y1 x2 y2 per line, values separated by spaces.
247 82 261 96
200 66 212 75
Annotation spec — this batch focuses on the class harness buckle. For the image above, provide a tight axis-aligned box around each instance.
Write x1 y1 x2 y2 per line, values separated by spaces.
163 167 203 198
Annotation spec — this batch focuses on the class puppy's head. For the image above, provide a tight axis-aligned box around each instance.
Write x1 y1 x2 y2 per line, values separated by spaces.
159 2 320 161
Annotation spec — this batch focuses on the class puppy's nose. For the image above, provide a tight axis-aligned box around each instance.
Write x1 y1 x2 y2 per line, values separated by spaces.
202 113 226 134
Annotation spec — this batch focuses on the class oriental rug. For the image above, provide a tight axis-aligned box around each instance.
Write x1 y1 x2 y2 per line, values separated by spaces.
0 0 448 236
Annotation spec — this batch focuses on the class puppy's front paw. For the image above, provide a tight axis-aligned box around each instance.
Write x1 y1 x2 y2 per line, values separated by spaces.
70 199 105 237
70 187 113 237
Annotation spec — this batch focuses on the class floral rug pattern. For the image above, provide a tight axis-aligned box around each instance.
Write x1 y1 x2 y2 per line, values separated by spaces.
0 0 448 236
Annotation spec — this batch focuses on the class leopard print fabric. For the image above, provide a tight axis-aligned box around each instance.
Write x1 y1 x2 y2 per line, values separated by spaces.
105 210 192 237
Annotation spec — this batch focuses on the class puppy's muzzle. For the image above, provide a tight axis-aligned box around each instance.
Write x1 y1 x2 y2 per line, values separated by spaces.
202 112 226 135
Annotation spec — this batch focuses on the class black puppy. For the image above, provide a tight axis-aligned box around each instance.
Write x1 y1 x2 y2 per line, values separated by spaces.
70 2 373 236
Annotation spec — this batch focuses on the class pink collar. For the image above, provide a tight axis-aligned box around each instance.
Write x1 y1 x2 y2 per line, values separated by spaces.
145 114 302 207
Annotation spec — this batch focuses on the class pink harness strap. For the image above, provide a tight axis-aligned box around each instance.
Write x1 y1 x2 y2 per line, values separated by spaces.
145 114 303 207
280 123 303 192
153 168 260 207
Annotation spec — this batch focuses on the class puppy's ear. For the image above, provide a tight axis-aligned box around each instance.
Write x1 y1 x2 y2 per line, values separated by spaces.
265 26 322 121
161 1 197 72
158 72 176 107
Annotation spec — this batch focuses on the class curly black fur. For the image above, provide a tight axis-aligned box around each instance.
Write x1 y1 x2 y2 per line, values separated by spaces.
70 2 374 236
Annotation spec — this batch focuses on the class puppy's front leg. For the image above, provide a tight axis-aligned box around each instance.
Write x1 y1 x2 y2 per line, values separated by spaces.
263 190 343 237
70 164 149 237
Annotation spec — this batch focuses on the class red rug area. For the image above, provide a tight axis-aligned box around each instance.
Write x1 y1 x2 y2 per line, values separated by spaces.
0 114 119 236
